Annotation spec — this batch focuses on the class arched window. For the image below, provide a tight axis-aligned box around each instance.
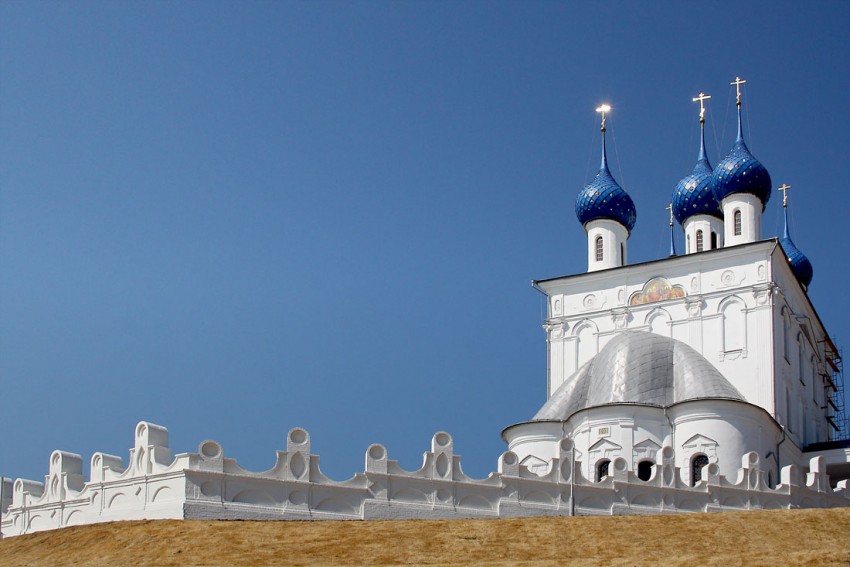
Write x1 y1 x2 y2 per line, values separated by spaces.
696 230 704 252
710 231 718 249
637 460 653 481
733 209 742 236
691 454 709 486
595 236 604 262
721 298 745 352
620 243 624 265
596 459 610 482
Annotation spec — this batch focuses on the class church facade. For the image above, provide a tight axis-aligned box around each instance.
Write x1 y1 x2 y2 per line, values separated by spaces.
2 81 849 536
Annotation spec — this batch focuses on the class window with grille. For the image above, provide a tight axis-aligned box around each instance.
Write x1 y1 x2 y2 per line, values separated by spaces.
696 230 704 252
595 236 603 262
734 210 742 236
691 454 709 485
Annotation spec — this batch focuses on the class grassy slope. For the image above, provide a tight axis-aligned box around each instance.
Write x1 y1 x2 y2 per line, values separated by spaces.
1 508 849 566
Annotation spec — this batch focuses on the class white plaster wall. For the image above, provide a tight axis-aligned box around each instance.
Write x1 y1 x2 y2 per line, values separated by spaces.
539 241 834 450
542 243 777 402
670 400 780 482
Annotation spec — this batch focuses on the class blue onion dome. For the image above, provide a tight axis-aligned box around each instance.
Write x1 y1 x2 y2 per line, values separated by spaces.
712 103 772 206
779 206 813 289
575 128 637 232
672 122 722 224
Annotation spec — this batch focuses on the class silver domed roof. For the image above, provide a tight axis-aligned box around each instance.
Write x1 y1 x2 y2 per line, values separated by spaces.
534 331 744 421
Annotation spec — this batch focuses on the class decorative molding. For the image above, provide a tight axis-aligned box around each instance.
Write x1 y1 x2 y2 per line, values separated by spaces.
685 297 704 318
611 308 630 329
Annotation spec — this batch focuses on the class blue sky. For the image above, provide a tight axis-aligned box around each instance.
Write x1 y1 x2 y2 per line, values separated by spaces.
1 2 849 482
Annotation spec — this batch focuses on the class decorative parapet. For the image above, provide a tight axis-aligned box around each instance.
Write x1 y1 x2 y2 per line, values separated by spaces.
1 422 848 537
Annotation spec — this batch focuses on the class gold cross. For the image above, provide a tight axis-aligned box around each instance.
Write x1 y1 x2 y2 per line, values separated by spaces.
692 92 711 123
596 104 611 132
665 203 674 227
778 183 791 208
731 77 747 106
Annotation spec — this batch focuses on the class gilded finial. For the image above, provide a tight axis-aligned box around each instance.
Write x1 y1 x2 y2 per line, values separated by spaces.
778 183 791 208
692 92 711 124
731 77 747 107
596 104 611 133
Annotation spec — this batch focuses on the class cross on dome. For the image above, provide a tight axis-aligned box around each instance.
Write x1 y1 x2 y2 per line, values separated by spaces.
672 91 721 226
693 92 711 123
778 183 791 208
731 76 747 106
596 104 611 132
777 182 813 289
575 102 636 238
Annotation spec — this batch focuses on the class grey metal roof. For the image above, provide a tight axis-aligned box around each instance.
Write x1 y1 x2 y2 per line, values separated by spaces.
533 331 744 421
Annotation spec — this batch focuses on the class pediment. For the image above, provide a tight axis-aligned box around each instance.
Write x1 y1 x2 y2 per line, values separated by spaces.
634 438 661 451
681 433 718 449
589 438 622 452
520 455 550 475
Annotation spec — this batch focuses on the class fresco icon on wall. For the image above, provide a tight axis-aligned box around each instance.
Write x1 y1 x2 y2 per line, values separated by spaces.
629 277 686 306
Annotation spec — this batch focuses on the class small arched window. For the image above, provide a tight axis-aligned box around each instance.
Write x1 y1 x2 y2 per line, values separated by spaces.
710 231 718 249
691 454 709 486
620 243 624 265
733 209 742 236
637 460 653 481
596 459 610 482
696 230 704 252
595 236 604 262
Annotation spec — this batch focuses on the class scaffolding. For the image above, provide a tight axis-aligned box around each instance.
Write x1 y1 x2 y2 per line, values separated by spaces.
822 337 847 441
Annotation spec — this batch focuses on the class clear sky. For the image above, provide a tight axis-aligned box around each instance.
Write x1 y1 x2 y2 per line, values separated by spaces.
2 2 849 482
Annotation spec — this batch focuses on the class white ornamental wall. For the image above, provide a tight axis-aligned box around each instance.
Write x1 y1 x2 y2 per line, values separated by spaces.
2 421 848 538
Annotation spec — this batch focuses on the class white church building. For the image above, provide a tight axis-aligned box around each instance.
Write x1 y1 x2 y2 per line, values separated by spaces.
2 80 849 536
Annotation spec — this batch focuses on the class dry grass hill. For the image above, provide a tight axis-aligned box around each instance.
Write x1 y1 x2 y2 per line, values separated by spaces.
1 508 849 566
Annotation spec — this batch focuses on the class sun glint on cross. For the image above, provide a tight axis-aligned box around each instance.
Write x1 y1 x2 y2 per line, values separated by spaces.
692 92 711 123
